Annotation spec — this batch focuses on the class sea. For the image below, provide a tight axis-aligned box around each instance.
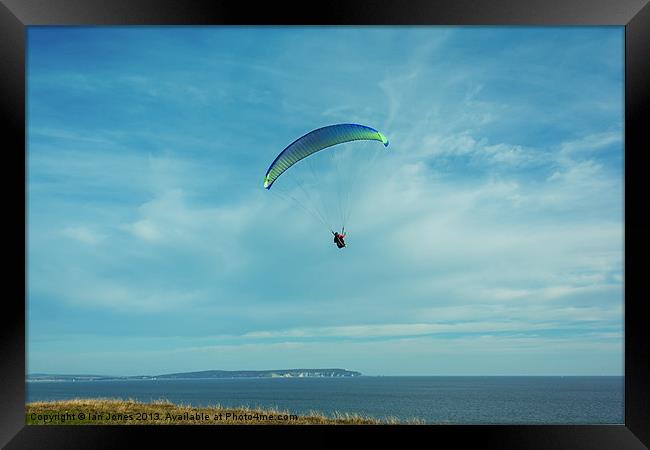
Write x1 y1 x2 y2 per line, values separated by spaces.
27 376 624 424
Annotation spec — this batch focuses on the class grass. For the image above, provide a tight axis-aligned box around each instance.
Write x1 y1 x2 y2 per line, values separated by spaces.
26 398 423 425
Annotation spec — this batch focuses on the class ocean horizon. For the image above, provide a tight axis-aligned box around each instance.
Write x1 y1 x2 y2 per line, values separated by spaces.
27 375 624 424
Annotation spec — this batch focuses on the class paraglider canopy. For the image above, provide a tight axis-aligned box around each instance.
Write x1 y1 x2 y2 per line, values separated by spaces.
263 123 389 190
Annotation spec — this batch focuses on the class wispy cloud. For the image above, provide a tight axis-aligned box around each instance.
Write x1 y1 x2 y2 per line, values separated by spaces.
60 226 106 245
559 131 622 155
241 318 614 340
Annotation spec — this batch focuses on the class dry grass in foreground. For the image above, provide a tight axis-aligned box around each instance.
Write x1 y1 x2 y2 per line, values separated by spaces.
26 398 423 425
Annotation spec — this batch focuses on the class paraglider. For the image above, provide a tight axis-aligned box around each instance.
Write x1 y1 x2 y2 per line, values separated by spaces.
263 123 389 248
333 229 346 249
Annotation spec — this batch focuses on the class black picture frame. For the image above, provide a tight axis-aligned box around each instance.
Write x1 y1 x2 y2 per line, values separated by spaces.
2 0 648 448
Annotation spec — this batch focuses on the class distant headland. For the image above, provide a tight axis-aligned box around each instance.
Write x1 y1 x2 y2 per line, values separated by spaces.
28 369 362 381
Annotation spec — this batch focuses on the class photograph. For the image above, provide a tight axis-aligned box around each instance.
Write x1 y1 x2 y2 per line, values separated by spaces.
25 25 626 426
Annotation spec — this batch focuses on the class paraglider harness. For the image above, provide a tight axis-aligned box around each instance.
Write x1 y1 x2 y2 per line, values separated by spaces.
333 229 346 248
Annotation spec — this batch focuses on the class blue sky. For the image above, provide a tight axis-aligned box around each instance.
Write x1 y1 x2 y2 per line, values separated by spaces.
27 27 624 376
